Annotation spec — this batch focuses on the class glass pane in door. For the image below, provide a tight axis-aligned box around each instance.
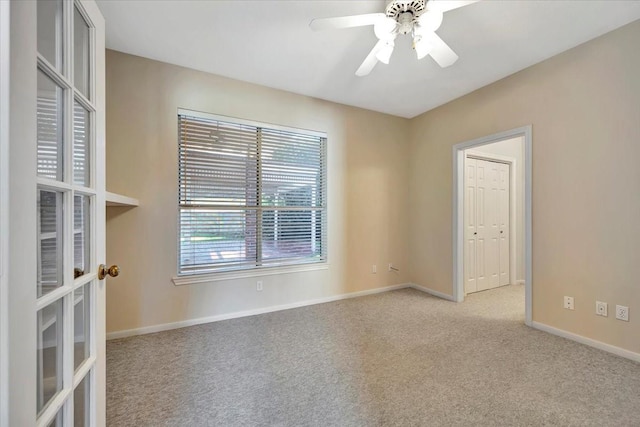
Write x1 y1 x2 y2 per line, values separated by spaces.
38 190 64 297
73 283 90 370
37 70 64 181
37 0 63 71
74 194 90 277
73 102 90 185
37 299 64 415
74 374 90 427
73 6 90 99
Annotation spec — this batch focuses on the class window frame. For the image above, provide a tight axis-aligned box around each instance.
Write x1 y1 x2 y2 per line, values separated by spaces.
175 108 328 279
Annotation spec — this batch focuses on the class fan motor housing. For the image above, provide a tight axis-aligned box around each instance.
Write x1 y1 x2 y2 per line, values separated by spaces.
385 0 426 19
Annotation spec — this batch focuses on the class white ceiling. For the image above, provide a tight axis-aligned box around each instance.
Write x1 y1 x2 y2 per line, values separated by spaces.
96 1 640 118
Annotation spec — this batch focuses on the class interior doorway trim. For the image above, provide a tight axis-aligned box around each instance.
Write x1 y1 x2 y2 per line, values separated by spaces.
452 126 532 326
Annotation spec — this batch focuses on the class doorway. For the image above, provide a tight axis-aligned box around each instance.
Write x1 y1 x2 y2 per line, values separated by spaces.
452 126 532 326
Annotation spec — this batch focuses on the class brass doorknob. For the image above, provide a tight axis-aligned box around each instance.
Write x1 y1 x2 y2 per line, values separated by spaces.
98 264 120 280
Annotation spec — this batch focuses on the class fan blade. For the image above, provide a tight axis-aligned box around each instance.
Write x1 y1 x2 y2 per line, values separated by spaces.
423 32 458 67
426 0 479 13
310 13 386 31
355 40 385 77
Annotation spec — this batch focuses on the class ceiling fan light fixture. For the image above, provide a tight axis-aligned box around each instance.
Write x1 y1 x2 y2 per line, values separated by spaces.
413 36 433 60
379 16 398 33
309 0 475 76
376 41 395 64
374 18 398 40
397 12 414 35
417 10 444 32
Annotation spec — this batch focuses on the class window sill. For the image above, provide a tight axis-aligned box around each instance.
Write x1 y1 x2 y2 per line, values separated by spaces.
172 263 329 286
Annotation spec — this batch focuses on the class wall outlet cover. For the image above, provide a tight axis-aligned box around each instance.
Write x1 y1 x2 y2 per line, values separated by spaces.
595 301 607 317
615 305 629 321
564 296 574 310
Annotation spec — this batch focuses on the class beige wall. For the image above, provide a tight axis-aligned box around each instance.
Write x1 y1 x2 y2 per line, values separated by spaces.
409 20 640 352
468 137 525 283
105 50 410 334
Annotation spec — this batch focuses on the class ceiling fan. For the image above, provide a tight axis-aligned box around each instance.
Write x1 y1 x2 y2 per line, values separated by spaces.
310 0 478 76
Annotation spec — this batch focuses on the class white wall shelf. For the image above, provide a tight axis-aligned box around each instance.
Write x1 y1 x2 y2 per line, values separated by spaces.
106 192 139 207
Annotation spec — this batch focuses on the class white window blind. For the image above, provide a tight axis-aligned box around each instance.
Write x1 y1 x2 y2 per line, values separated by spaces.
178 111 327 275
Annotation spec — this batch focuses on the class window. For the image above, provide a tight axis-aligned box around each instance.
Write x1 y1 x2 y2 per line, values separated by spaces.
178 110 327 275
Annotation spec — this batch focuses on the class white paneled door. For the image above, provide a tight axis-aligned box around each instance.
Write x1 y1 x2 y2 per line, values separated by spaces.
497 161 510 287
464 157 510 294
4 1 106 426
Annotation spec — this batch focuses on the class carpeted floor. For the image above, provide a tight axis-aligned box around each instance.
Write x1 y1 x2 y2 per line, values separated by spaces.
107 285 640 426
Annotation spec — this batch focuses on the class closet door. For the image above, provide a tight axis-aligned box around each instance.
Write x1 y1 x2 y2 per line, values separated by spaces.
464 158 477 294
477 159 500 291
482 160 508 289
465 157 510 294
498 162 510 286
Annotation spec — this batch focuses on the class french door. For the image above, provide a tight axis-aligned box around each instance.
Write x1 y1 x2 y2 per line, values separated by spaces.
3 1 106 426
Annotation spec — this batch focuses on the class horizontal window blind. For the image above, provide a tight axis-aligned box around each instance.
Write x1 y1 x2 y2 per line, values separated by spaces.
37 70 64 181
178 112 327 275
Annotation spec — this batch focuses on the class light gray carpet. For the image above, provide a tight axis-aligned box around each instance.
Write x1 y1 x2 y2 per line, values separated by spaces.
107 285 640 426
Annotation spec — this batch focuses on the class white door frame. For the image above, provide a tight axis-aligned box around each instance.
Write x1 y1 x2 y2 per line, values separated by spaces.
452 126 532 326
0 1 10 425
465 151 517 288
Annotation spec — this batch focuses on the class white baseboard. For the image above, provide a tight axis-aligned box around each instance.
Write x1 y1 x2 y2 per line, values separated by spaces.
531 321 640 363
107 283 411 340
409 283 456 301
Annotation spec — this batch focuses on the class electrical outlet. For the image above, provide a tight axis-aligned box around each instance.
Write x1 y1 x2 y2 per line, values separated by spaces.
563 296 574 310
372 265 377 274
595 301 607 317
615 305 629 321
256 281 263 292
